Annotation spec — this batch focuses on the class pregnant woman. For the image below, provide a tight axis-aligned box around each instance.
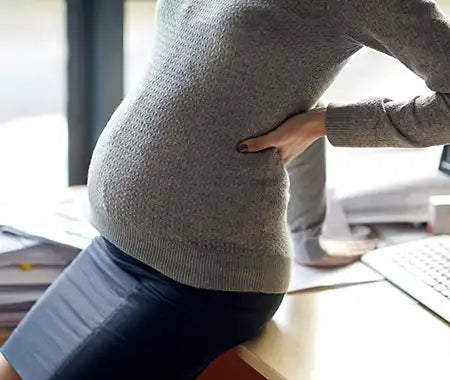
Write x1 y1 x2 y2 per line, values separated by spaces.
1 0 449 379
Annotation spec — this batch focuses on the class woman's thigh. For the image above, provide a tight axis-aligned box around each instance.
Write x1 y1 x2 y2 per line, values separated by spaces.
1 236 284 380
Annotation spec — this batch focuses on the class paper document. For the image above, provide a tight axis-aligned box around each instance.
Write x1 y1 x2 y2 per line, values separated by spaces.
0 186 99 250
0 287 46 306
371 223 430 248
0 229 41 253
0 267 63 286
0 311 27 328
0 235 78 267
326 145 450 224
287 261 383 293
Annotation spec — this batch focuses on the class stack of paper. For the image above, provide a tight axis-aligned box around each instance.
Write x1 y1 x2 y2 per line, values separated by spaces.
0 285 48 327
0 186 98 327
326 145 450 224
0 230 79 328
0 186 98 250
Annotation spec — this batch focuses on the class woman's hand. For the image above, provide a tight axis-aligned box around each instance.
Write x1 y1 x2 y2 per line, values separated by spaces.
237 108 327 165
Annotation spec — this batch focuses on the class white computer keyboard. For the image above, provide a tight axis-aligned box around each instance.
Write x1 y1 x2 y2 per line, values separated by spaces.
362 235 450 323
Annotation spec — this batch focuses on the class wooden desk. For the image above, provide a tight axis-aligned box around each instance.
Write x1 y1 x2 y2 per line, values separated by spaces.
0 329 9 347
2 281 450 379
237 281 450 380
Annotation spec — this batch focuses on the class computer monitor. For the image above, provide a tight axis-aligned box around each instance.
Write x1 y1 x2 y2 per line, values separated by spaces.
439 145 450 175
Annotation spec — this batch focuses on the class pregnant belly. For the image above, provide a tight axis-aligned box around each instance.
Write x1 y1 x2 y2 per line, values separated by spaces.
94 144 289 248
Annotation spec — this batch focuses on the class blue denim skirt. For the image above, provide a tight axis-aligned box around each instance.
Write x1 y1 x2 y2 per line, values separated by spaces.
1 236 284 380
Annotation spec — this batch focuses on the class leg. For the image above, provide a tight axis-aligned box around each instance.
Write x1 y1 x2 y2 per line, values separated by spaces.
0 237 141 380
0 353 20 380
1 236 284 380
52 241 284 379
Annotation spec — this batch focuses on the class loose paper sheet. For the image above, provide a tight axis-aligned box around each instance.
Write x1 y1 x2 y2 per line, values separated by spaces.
288 261 383 293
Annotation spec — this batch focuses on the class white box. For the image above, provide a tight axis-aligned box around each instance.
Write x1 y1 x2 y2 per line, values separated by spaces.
429 195 450 234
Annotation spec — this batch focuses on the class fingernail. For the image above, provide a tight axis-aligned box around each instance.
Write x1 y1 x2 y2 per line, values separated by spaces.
238 143 248 153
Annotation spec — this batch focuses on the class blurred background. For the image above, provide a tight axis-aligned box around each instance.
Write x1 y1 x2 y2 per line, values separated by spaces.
0 0 157 203
0 0 449 204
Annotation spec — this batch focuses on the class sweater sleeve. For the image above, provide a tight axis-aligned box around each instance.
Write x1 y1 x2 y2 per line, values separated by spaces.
325 0 450 148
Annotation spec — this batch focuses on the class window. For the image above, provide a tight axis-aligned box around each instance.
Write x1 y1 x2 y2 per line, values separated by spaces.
0 0 66 205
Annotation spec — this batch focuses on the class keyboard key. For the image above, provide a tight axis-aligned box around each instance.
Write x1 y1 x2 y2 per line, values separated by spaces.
433 284 447 292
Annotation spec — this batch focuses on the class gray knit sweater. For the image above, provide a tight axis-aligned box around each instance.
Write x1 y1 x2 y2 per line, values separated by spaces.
87 0 450 294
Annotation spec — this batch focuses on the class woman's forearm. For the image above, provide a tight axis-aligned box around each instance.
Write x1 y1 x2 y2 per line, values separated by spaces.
325 0 450 148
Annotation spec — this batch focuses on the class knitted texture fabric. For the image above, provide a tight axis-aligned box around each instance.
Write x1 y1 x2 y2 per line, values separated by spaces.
87 0 450 293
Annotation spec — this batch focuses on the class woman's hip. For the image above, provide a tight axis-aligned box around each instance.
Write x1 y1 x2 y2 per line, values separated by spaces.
1 235 284 379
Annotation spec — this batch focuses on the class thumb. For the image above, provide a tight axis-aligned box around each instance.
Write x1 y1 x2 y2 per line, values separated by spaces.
238 132 276 153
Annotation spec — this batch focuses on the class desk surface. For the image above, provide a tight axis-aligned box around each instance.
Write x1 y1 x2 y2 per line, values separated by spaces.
237 281 450 380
